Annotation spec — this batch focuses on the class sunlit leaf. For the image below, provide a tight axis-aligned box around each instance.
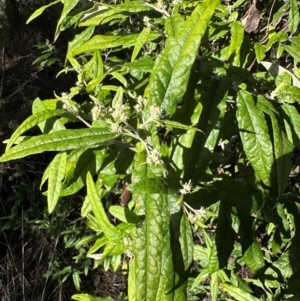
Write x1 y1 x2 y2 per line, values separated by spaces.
236 90 274 186
26 0 61 24
220 283 260 301
146 0 220 117
288 0 299 34
0 128 117 162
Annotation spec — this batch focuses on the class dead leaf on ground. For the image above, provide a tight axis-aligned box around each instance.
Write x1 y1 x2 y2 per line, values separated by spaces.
242 3 261 33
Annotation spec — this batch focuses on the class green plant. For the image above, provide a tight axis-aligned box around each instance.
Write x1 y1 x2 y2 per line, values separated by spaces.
2 0 300 300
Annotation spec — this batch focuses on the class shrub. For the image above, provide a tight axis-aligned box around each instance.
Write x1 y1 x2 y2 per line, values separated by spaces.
2 0 300 300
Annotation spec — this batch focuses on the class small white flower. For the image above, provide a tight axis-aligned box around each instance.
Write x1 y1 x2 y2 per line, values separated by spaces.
188 212 198 224
143 16 151 27
125 248 134 259
61 92 69 103
179 179 193 195
146 148 162 165
157 0 166 10
108 121 123 133
149 105 162 121
111 102 128 123
195 207 207 219
135 95 147 113
172 0 182 5
91 105 101 121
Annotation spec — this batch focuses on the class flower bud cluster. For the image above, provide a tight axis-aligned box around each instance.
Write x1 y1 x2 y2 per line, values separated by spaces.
61 92 79 115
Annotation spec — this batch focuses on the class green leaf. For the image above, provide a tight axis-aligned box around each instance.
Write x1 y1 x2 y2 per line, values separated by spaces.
0 128 117 162
111 72 127 87
261 61 300 87
86 72 108 92
284 44 300 66
146 0 220 117
5 109 71 151
77 3 111 26
165 13 184 38
86 172 122 240
289 0 299 34
102 241 125 258
78 1 151 26
130 150 181 301
128 260 138 301
71 32 160 56
236 90 274 186
131 27 151 62
26 0 61 24
210 272 219 301
67 26 95 66
87 236 108 256
61 148 107 197
220 283 260 301
55 0 80 41
271 246 300 279
257 96 293 198
47 152 67 213
124 56 154 72
72 271 81 291
254 42 266 63
242 240 265 274
109 206 141 224
282 104 300 143
278 85 300 104
227 21 244 60
179 213 193 271
32 98 67 133
83 49 103 81
110 254 122 272
265 31 288 51
157 120 204 134
72 293 114 301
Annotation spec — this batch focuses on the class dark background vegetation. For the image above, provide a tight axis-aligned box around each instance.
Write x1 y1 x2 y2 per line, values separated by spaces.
0 1 126 300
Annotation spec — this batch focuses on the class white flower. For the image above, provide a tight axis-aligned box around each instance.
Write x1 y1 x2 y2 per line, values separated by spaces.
146 148 162 165
61 92 69 103
195 207 207 219
108 120 123 133
91 105 101 121
134 95 147 113
172 0 182 5
111 102 128 122
149 105 163 121
157 0 166 10
179 179 193 195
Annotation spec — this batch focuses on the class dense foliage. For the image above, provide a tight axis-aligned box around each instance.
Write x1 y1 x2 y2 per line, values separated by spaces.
2 0 300 300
